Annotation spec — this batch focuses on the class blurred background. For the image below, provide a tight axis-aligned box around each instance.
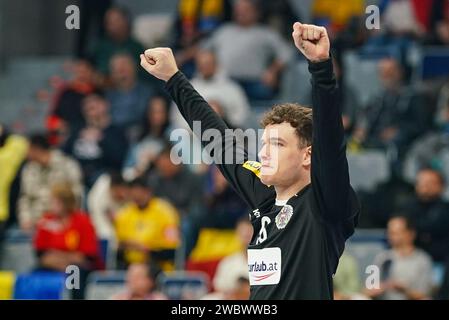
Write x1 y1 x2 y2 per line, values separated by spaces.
1 0 449 300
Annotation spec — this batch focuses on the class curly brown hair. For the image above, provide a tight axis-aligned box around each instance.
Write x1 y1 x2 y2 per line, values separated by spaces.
260 103 313 148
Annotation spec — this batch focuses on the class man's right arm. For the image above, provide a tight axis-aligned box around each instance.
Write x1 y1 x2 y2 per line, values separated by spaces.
140 48 274 209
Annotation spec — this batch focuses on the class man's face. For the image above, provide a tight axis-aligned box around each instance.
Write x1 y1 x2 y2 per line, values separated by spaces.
105 9 128 40
379 58 402 90
234 0 258 27
126 264 153 297
110 184 129 203
130 186 151 209
258 123 311 188
415 170 444 202
147 98 168 128
74 61 94 84
387 217 415 248
27 145 49 165
155 153 179 178
110 55 136 86
196 51 217 79
83 95 108 121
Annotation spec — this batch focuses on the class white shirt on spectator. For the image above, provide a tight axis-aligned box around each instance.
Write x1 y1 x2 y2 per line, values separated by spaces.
213 252 248 293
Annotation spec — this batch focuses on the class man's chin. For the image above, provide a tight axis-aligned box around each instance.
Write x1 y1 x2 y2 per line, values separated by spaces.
259 174 275 186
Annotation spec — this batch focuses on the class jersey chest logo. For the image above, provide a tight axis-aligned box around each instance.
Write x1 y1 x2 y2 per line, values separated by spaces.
275 205 293 229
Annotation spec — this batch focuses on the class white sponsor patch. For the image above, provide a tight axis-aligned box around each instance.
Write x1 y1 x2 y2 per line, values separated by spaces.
247 247 281 286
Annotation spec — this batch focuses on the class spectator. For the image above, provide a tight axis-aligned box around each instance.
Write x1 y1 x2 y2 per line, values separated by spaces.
123 96 170 181
199 166 249 230
18 134 83 232
34 183 99 299
333 252 362 300
365 215 434 300
353 58 429 158
63 93 128 188
87 171 130 265
110 262 167 300
46 59 98 143
213 217 252 295
148 143 205 257
259 0 302 41
403 98 449 197
171 49 250 130
75 0 112 58
114 177 180 270
401 168 449 262
203 0 292 100
172 0 233 78
0 126 28 260
105 53 153 134
91 6 145 77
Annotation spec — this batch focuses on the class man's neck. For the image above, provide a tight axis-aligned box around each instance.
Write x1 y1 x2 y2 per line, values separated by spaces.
395 245 415 257
274 176 311 203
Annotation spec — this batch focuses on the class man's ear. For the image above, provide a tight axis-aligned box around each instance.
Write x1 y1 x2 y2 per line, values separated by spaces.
302 146 312 167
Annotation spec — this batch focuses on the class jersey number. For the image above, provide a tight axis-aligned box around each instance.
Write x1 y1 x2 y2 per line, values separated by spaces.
256 216 271 245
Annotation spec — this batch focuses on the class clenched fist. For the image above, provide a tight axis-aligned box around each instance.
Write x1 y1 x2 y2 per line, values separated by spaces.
140 48 179 82
292 22 330 63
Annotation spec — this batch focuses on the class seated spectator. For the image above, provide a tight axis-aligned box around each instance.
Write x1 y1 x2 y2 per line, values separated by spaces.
199 166 249 230
213 218 252 295
401 168 449 262
364 215 434 300
105 53 154 135
18 134 83 232
403 98 449 196
172 0 233 78
353 58 429 158
148 143 205 257
87 171 130 265
110 262 167 300
203 0 292 100
171 49 250 130
114 177 180 271
91 6 145 77
333 252 362 300
0 125 28 259
46 59 98 144
63 93 128 188
123 96 170 180
34 183 99 299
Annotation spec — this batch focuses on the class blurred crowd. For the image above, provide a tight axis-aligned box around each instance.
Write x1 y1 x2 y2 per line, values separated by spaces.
1 0 449 300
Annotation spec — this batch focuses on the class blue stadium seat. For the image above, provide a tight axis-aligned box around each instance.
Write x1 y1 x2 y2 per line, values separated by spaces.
417 47 449 80
157 271 209 300
84 270 126 300
13 271 66 300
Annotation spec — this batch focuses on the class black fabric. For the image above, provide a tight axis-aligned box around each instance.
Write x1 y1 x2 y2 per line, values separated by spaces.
165 59 360 300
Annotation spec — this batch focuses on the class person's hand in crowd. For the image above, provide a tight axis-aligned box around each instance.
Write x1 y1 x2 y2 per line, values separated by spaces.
292 22 330 63
140 48 179 82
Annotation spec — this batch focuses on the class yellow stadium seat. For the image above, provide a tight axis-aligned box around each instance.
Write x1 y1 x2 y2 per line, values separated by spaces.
189 228 242 262
0 271 16 300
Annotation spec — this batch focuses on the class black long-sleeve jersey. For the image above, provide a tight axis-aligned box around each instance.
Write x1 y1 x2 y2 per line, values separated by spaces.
166 58 360 300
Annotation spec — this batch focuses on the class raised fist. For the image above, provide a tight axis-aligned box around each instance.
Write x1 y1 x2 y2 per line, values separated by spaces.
140 47 179 82
292 22 330 63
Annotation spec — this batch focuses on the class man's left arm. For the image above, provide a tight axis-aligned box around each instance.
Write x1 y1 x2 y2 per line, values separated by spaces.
292 23 355 222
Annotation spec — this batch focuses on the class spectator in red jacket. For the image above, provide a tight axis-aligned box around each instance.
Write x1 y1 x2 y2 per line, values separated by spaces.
34 182 100 299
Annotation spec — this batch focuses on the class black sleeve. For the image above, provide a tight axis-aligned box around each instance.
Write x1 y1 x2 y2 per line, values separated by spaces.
309 59 359 223
165 72 275 210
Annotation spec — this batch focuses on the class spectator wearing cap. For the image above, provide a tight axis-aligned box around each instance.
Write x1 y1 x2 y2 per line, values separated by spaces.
18 134 83 232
